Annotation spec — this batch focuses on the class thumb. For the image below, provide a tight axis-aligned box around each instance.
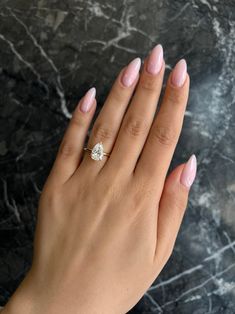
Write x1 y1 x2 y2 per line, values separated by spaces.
153 154 197 271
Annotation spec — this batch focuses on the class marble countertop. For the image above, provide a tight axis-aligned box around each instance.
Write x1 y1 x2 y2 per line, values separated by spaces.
0 1 235 313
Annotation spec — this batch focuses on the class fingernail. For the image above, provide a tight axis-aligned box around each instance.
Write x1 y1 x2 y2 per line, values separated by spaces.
180 154 197 189
171 59 187 87
121 57 141 87
80 87 96 113
146 44 163 75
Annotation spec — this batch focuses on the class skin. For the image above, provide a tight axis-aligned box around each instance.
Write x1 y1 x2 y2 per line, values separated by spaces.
2 51 192 314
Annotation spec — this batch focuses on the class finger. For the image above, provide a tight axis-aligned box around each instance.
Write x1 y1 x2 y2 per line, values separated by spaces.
135 59 190 197
47 87 97 186
104 44 165 175
79 57 141 173
152 155 197 274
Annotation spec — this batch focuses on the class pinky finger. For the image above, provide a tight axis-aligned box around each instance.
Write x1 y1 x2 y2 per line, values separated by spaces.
152 155 197 274
47 87 97 186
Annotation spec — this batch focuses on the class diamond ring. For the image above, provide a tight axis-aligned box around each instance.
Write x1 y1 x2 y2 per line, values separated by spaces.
83 142 110 161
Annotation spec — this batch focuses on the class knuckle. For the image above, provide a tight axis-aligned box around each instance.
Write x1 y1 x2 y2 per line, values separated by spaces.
98 171 123 203
151 124 177 146
45 192 59 210
123 115 148 138
166 184 188 212
70 114 83 128
59 140 76 158
39 186 61 216
174 193 188 212
136 178 155 201
92 122 114 141
111 85 127 103
166 88 184 105
139 76 156 92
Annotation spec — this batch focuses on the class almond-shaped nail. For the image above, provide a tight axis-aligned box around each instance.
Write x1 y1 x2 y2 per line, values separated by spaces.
146 44 163 75
171 59 187 87
121 57 141 87
80 87 96 113
180 154 197 189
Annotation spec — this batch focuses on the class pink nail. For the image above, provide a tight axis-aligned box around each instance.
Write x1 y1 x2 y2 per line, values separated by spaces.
146 44 163 75
80 87 96 113
180 154 197 189
121 57 141 87
171 59 187 87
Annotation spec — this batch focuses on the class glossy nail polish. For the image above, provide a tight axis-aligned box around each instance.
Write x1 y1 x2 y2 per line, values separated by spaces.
180 154 197 188
146 44 163 75
171 59 187 87
121 57 141 87
80 87 96 113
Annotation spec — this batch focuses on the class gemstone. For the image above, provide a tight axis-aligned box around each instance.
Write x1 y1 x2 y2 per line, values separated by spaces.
91 142 104 160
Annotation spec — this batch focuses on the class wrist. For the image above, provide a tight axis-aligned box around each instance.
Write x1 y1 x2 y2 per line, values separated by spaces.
1 269 114 314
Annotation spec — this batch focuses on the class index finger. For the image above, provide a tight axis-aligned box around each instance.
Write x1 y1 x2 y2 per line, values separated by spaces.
134 59 190 197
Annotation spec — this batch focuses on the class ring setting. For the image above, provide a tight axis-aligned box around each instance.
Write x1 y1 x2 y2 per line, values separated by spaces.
83 142 110 161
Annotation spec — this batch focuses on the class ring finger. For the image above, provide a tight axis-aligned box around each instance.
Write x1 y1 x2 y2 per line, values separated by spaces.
78 56 141 173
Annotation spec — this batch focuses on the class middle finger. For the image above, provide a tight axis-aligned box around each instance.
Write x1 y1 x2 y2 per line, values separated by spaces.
104 44 165 175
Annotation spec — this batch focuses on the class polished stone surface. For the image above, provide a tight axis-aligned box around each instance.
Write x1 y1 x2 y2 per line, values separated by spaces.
0 0 235 313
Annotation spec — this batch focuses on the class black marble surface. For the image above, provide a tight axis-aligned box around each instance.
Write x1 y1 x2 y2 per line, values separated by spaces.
0 0 235 313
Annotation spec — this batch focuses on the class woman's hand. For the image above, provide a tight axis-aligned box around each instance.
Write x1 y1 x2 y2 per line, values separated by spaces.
2 44 197 314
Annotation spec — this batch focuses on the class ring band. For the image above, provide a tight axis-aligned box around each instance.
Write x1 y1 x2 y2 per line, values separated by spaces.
83 142 110 161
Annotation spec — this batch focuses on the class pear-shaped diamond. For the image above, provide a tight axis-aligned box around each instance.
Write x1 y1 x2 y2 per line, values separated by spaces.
91 142 104 160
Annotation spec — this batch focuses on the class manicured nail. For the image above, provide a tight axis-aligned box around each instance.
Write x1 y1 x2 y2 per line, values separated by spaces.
121 57 141 87
171 59 187 87
146 44 163 75
80 87 96 113
180 154 197 189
